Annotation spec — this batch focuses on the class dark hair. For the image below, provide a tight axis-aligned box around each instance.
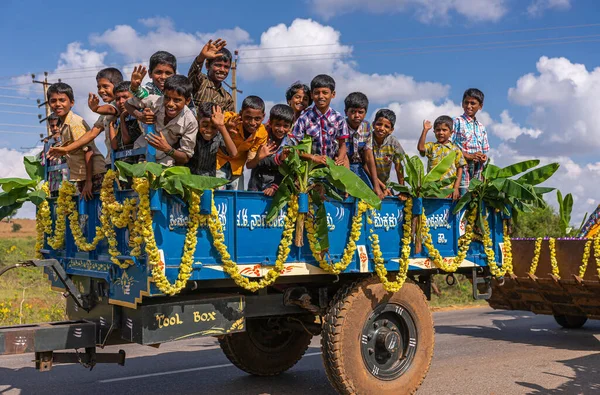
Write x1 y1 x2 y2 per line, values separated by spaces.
269 104 294 125
311 74 335 92
149 51 177 73
96 67 123 86
241 95 265 112
206 47 232 66
114 81 131 94
434 115 454 131
374 109 396 128
47 82 74 102
285 81 311 101
163 75 192 99
48 113 60 122
344 92 369 112
462 88 484 105
197 102 215 119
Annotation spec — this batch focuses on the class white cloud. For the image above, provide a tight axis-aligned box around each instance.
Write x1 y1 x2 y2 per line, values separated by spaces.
505 56 600 157
90 17 252 66
489 110 543 141
309 0 508 23
527 0 571 16
239 19 449 105
0 147 41 219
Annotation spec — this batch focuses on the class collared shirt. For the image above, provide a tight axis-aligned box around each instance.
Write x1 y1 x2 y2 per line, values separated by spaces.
41 137 68 192
127 95 198 166
216 112 268 176
289 105 349 159
452 113 489 187
188 58 234 112
187 133 228 177
346 120 373 163
60 111 106 181
373 134 404 183
423 141 467 181
92 103 118 165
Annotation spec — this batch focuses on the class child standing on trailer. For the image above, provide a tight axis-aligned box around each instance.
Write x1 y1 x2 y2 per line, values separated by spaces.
344 92 384 199
132 51 177 97
418 116 467 200
47 82 106 200
216 96 268 189
285 81 311 123
189 39 234 112
247 104 294 196
107 81 143 164
41 113 68 196
371 109 405 196
187 102 237 177
453 88 489 196
286 74 348 166
126 68 198 166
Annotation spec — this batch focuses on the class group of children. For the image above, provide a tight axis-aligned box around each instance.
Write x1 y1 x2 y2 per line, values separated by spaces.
44 38 489 201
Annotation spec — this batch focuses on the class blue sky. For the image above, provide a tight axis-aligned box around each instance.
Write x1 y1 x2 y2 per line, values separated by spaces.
1 0 600 220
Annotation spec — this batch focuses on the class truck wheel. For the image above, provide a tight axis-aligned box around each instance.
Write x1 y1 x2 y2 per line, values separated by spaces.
321 278 434 395
553 314 588 329
219 316 313 376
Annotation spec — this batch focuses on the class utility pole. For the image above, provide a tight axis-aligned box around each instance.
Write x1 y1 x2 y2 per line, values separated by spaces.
32 72 51 137
223 50 243 112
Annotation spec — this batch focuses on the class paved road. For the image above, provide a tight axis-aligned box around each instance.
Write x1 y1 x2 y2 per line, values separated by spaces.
1 307 599 394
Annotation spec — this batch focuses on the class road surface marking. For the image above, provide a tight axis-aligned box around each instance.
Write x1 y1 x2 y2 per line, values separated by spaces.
98 352 322 383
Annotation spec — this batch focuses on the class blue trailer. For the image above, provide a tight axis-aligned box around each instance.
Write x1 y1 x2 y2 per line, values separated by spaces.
0 151 505 394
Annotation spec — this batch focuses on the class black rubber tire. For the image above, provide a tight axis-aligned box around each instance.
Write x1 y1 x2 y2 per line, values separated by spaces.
321 278 435 395
218 317 313 376
553 314 588 329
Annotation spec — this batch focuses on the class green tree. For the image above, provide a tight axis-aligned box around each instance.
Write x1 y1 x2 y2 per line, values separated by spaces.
513 206 565 238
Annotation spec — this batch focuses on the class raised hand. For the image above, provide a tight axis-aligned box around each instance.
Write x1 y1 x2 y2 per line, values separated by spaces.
201 38 228 60
47 146 67 160
131 65 147 92
423 119 432 131
88 93 100 112
258 141 278 160
312 155 328 166
211 105 225 127
225 114 241 133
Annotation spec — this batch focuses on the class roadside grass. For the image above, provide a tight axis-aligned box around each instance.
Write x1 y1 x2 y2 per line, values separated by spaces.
0 237 66 326
429 274 487 309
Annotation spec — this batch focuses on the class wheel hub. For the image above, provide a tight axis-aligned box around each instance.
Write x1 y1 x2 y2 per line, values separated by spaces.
360 303 417 380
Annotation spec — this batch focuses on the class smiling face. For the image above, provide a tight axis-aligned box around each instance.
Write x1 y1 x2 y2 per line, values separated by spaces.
312 87 335 113
49 93 74 120
198 117 218 141
96 78 115 103
162 89 190 120
373 117 394 141
114 91 133 113
269 118 292 140
208 59 231 84
240 108 265 135
288 89 310 115
433 123 452 144
151 64 175 92
346 107 367 130
462 96 482 118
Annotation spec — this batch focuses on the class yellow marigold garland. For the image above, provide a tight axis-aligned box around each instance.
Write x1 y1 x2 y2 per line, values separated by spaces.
578 239 592 278
305 200 369 275
548 237 560 279
482 214 508 278
528 237 543 275
502 221 514 276
371 198 413 292
207 194 298 292
34 182 52 258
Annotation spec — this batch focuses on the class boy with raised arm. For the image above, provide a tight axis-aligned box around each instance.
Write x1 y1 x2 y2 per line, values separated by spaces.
125 66 197 166
418 116 467 200
453 88 490 196
187 102 237 177
189 39 234 112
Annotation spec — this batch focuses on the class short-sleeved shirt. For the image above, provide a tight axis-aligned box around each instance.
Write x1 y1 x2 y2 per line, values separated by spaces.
92 106 118 165
248 134 284 191
188 58 234 112
346 120 373 164
423 141 467 181
289 106 349 159
216 112 268 176
373 134 404 183
188 133 228 177
60 111 106 181
127 95 198 166
452 113 489 186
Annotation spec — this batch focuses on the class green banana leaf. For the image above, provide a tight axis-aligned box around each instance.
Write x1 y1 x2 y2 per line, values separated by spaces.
313 202 330 251
423 151 456 184
160 177 185 197
483 164 501 179
326 158 381 209
403 155 419 191
24 156 44 182
409 156 424 188
496 160 540 178
0 202 23 221
266 176 294 222
162 166 191 177
27 190 48 206
388 182 410 194
177 174 230 192
0 178 37 192
517 163 560 186
533 186 555 195
115 161 163 179
320 181 344 201
452 191 472 214
0 187 29 206
503 179 537 201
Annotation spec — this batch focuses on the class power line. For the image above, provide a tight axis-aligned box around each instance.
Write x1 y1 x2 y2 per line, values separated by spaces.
0 86 32 92
0 94 36 101
0 123 45 129
0 130 42 135
0 110 39 116
0 102 38 108
0 22 599 81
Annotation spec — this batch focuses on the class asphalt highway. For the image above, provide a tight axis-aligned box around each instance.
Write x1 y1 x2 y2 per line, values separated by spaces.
1 307 599 394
